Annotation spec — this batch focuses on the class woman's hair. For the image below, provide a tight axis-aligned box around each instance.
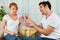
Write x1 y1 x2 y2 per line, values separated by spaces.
9 2 18 10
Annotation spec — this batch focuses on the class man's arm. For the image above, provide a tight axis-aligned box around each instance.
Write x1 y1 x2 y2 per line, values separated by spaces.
33 24 55 36
38 23 43 29
26 17 55 36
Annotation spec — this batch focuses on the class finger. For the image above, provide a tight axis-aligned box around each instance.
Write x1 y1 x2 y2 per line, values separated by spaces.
25 16 28 19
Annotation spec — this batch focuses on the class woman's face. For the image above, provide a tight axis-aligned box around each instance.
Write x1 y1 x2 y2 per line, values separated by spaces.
10 5 18 14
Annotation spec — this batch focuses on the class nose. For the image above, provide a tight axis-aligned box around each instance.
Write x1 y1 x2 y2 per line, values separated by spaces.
14 9 17 11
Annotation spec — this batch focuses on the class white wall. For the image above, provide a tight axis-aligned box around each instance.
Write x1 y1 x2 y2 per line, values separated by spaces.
0 0 42 25
56 0 60 16
0 0 60 25
28 0 42 24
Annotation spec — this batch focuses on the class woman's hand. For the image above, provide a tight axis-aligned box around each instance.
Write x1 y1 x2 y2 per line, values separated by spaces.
26 17 35 27
10 32 17 36
19 16 24 24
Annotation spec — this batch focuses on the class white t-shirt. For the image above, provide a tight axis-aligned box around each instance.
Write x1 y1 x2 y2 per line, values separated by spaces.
41 12 60 39
3 15 20 36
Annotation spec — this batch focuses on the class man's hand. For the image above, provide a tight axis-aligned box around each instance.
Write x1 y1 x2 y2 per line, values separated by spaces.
26 17 35 27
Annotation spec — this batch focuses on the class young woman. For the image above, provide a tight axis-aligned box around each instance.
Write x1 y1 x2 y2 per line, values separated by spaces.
1 2 24 40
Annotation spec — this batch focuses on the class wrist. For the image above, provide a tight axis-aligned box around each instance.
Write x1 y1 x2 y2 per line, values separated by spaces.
33 24 36 27
19 23 21 25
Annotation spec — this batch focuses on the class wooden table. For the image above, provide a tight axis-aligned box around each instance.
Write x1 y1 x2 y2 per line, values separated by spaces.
0 38 3 40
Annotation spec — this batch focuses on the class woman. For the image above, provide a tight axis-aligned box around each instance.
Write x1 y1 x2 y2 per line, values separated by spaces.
1 2 24 40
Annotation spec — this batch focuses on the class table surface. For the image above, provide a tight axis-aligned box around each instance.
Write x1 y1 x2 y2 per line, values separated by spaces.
0 37 3 40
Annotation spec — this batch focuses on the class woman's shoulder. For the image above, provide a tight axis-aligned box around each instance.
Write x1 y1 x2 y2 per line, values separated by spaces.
3 14 9 21
3 14 8 18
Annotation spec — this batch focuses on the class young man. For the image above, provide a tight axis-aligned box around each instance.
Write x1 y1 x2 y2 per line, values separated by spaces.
26 1 60 40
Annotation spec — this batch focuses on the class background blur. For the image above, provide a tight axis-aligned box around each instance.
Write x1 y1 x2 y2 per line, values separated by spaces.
0 0 60 26
0 0 60 39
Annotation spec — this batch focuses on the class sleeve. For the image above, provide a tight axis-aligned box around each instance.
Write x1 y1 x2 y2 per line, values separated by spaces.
3 15 8 21
47 19 58 28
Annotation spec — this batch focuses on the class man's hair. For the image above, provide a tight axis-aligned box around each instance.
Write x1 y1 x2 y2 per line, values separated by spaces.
9 2 18 10
39 1 51 10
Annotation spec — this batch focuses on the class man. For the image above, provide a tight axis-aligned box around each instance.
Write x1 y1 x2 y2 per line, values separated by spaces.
26 1 60 40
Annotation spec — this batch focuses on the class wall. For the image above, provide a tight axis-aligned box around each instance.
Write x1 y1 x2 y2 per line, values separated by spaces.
0 0 60 25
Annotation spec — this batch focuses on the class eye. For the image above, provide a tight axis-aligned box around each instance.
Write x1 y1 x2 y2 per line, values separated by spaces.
12 8 17 10
12 8 15 10
40 6 43 8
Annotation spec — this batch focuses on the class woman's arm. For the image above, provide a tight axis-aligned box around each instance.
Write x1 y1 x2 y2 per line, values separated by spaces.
1 20 17 35
19 16 24 24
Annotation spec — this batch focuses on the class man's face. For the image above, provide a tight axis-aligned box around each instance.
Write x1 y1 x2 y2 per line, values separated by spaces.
39 4 47 15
